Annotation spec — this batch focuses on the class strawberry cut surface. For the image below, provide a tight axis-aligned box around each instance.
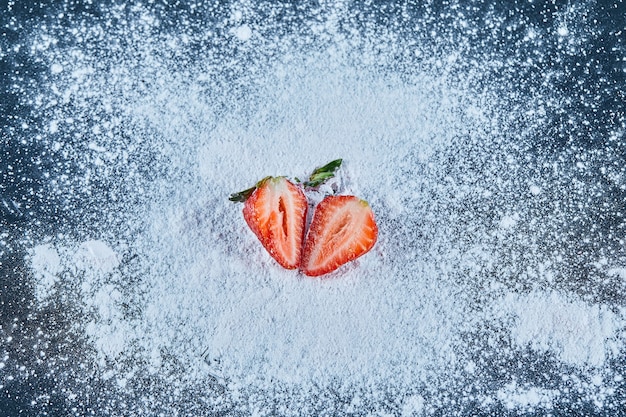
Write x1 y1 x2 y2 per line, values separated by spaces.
300 195 378 276
241 177 308 269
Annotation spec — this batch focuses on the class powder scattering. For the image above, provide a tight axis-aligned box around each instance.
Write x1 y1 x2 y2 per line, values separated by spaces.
608 267 626 280
500 291 620 368
401 395 426 416
233 24 253 41
85 293 133 366
74 240 119 274
50 63 63 74
9 0 626 415
496 382 558 411
529 185 542 195
30 244 62 302
499 213 519 229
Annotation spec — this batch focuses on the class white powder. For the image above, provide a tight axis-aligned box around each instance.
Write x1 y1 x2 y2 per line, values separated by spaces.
30 244 62 302
119 65 483 392
233 24 253 41
48 120 59 134
608 267 626 280
499 213 519 229
497 291 621 368
74 240 119 274
401 395 426 416
50 63 63 74
20 1 626 414
495 382 559 411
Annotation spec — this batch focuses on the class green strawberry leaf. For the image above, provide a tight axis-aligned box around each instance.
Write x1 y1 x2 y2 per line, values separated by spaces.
304 159 343 188
229 185 256 202
229 176 272 202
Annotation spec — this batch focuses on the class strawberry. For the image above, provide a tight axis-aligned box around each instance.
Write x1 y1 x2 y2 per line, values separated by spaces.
300 195 378 277
230 176 308 269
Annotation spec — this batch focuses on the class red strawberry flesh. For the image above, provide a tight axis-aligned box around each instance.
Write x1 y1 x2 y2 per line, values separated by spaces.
300 195 378 276
242 177 307 269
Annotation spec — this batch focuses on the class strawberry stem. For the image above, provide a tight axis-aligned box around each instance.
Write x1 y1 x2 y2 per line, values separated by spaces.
304 159 342 188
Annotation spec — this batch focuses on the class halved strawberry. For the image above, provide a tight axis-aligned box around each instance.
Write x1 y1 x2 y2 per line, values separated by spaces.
230 176 307 269
300 195 378 277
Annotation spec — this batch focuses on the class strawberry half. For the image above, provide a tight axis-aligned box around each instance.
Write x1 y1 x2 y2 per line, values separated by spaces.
230 176 307 269
300 195 378 277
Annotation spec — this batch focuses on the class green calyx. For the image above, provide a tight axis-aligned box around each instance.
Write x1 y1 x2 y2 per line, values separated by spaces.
229 159 343 202
229 176 273 202
303 159 342 188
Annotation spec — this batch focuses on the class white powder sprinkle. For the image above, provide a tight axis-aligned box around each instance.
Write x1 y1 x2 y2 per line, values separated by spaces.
233 24 252 41
16 1 626 414
499 213 519 229
557 25 570 37
87 142 107 152
401 395 425 416
608 267 626 280
529 184 542 195
74 240 119 274
496 382 558 411
497 291 620 367
30 244 62 302
51 63 63 74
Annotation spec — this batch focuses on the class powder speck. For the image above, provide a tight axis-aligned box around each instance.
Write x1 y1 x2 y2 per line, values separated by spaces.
529 185 542 195
234 25 252 41
51 63 63 74
557 25 570 37
499 213 519 229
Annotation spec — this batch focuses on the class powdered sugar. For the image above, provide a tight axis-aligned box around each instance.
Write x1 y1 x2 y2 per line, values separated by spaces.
13 0 626 415
74 240 120 275
496 382 559 411
495 291 623 368
31 244 62 302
